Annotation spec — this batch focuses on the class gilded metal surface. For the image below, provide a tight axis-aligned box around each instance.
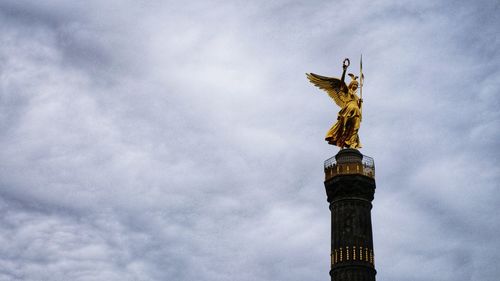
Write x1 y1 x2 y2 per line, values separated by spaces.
306 57 365 149
325 162 375 180
331 246 375 266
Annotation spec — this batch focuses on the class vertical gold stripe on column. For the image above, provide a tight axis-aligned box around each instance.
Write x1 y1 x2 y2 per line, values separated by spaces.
365 248 369 262
360 246 363 261
340 247 343 262
353 246 356 260
346 246 349 260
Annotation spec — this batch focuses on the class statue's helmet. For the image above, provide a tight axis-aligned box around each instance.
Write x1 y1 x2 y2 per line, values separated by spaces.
347 73 359 89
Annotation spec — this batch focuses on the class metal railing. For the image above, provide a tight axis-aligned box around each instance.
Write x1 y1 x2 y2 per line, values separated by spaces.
324 154 375 180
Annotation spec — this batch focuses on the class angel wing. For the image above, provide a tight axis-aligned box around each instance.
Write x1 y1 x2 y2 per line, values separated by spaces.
306 73 349 108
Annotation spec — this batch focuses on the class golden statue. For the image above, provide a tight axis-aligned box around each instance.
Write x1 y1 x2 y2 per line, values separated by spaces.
306 57 364 149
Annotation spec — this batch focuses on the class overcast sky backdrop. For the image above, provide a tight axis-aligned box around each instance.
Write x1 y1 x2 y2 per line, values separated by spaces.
0 1 499 280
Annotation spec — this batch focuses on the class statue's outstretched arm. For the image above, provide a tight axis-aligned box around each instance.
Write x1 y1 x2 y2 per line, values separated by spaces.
340 58 349 91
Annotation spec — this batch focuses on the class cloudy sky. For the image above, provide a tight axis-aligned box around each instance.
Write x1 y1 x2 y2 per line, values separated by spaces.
0 0 499 280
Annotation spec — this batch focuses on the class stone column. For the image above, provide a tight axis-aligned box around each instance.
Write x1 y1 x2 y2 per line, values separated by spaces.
324 149 376 281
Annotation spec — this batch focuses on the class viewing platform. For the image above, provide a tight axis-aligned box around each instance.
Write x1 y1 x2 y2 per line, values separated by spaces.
324 149 375 181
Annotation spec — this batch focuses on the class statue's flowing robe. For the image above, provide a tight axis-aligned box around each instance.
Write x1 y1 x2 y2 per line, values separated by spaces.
325 91 362 148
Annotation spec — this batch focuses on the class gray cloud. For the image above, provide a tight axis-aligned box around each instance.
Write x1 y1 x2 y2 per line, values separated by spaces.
0 0 499 280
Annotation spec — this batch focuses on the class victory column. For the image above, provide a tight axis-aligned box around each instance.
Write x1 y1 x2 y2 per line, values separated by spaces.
307 57 377 281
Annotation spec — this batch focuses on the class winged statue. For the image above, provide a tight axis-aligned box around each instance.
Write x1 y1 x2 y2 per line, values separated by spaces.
306 58 363 149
